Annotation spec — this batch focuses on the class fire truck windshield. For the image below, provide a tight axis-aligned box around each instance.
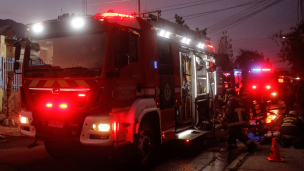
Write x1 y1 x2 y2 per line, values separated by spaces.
24 33 107 78
249 72 275 82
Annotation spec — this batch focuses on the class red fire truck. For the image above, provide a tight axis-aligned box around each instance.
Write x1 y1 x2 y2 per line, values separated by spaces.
14 11 217 164
246 67 279 103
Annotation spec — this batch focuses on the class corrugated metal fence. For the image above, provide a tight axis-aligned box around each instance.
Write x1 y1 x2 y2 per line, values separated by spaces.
1 57 23 91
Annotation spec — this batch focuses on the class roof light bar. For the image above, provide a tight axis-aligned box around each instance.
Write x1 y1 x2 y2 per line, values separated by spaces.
94 12 134 20
262 69 271 71
252 68 261 72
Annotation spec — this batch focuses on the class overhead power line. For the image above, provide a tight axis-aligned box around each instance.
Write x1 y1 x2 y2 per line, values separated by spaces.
208 0 285 36
166 0 264 21
147 0 223 12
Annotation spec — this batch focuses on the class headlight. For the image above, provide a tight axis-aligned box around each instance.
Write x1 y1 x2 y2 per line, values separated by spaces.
20 116 29 124
92 123 110 131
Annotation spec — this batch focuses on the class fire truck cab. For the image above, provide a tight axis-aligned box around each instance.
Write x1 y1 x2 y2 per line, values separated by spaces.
15 11 217 164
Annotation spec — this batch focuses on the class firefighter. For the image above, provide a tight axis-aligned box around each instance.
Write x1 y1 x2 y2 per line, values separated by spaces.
279 105 304 148
239 80 256 116
222 89 257 151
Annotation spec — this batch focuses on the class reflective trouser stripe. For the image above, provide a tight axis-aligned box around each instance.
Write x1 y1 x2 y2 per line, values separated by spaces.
235 108 246 122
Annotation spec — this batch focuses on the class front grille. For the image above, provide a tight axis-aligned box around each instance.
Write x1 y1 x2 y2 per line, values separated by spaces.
30 88 89 109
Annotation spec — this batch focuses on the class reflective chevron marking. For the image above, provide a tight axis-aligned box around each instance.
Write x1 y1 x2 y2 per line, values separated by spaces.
57 80 70 87
29 80 39 87
75 80 90 88
25 80 94 88
44 80 56 87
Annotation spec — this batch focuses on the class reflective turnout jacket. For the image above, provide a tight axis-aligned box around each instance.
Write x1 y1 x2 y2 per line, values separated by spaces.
280 114 304 137
225 96 248 127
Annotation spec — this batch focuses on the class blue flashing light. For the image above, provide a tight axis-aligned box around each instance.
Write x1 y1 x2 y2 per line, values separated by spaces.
154 61 158 69
252 68 261 72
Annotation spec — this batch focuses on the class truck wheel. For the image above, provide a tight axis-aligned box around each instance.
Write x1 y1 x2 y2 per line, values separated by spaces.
136 123 159 165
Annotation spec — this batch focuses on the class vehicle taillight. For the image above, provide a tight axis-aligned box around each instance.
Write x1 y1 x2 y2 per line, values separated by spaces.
252 85 257 89
272 92 277 96
59 103 68 109
78 94 86 97
266 85 271 89
46 103 53 108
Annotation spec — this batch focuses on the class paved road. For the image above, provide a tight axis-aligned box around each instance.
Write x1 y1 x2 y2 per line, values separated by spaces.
0 103 284 171
0 129 251 171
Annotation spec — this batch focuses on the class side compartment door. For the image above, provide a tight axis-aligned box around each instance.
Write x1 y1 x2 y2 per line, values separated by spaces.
158 40 175 141
158 40 174 109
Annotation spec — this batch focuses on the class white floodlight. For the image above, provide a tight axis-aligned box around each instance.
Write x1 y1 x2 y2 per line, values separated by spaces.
181 37 191 44
158 30 170 38
71 17 85 29
197 43 205 49
32 23 43 33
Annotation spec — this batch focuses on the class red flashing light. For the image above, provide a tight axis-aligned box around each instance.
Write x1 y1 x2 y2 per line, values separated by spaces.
78 94 86 97
262 69 271 71
207 45 215 52
59 103 68 109
94 11 134 20
252 85 257 89
46 103 53 108
266 85 271 89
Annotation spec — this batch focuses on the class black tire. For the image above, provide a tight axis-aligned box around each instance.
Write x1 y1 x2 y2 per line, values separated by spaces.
277 137 292 148
294 137 302 149
136 122 160 165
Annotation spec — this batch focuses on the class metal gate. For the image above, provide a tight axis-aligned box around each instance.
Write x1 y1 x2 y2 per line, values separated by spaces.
1 57 22 91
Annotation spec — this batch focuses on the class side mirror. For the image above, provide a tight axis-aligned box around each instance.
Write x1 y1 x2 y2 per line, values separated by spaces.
116 30 130 53
14 62 20 71
15 44 21 60
115 54 129 69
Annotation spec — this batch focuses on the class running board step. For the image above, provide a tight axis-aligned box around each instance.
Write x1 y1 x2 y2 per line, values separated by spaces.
175 129 208 140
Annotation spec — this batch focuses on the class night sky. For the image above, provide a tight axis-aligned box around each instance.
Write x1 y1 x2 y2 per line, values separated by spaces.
0 0 297 69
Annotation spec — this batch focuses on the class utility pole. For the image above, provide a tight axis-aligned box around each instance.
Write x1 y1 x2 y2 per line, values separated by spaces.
82 0 87 15
137 0 140 17
298 0 304 22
